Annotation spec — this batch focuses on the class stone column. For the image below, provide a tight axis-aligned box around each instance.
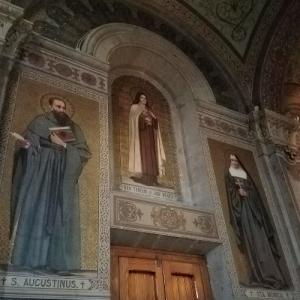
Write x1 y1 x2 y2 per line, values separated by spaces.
249 107 300 288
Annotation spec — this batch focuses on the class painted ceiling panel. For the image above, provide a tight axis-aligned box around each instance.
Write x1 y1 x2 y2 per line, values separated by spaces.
178 0 270 56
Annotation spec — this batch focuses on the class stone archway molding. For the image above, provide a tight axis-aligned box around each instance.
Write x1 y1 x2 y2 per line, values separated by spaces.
78 23 216 105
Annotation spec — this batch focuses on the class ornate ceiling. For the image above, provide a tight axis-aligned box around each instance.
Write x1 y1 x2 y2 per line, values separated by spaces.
10 0 299 113
178 0 270 57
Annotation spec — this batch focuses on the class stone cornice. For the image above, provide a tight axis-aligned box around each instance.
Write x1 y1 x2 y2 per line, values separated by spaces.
0 1 23 20
198 100 248 124
18 34 110 94
249 108 300 166
28 33 110 74
264 109 295 146
197 101 251 142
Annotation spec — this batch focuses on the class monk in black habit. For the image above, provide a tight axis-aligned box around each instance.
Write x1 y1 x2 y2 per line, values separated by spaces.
225 154 287 289
10 97 91 272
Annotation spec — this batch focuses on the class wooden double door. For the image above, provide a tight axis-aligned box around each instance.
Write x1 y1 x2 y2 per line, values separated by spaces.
111 247 212 300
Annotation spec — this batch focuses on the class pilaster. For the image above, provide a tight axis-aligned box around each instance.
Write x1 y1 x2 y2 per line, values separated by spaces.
249 107 300 289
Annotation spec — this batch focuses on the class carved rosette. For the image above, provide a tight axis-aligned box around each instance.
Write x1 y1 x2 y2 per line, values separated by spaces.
193 215 216 236
118 200 143 223
151 206 186 230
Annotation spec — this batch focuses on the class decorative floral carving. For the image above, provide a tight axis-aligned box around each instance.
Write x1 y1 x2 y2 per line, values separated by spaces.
81 72 97 86
118 200 143 222
203 115 216 127
27 52 46 68
284 147 299 163
193 215 217 236
54 63 73 77
199 113 251 140
151 206 186 230
237 127 248 138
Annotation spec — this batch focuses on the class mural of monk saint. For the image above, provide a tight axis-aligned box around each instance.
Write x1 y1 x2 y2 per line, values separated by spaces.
10 96 91 273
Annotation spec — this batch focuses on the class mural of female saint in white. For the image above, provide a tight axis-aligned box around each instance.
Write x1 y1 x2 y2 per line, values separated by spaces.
128 92 166 186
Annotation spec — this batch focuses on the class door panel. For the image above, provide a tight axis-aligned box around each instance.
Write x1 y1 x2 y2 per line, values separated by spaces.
128 271 156 300
163 260 205 300
113 247 212 300
170 274 197 300
119 257 165 300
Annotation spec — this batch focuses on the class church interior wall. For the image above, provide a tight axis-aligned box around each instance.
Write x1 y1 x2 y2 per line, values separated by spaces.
0 3 300 299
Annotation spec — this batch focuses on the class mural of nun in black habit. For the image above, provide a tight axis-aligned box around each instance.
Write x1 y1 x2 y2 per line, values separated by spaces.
225 154 287 289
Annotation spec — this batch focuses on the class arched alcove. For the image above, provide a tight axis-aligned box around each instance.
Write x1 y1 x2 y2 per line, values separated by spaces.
80 23 216 208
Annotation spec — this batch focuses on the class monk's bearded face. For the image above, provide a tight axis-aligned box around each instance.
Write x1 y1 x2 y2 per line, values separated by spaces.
53 110 70 126
50 99 70 125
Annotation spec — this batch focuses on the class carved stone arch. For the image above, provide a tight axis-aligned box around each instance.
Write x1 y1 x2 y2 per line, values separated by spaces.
79 23 215 207
79 23 215 104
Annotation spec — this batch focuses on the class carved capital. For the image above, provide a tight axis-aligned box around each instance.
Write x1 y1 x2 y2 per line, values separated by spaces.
2 18 33 57
248 106 271 142
250 108 300 169
0 1 23 51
